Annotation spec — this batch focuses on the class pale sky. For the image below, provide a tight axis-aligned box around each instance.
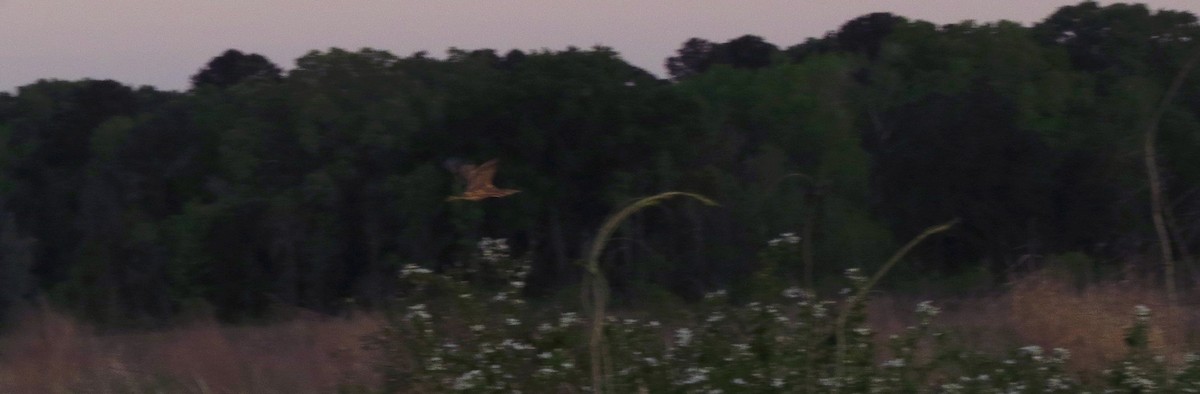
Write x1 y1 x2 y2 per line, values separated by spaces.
2 1 1199 93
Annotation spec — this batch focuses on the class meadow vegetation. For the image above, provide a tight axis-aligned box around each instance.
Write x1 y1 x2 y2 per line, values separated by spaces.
371 237 1200 393
5 239 1199 392
0 306 380 393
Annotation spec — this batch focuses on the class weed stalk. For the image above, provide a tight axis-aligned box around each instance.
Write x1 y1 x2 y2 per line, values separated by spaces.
583 191 717 394
834 218 959 379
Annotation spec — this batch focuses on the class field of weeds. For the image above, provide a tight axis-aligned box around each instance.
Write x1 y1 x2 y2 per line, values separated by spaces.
2 267 1199 393
2 271 1192 392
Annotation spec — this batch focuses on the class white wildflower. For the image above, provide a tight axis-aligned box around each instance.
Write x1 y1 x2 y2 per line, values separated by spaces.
427 356 446 371
677 367 710 385
782 286 806 299
675 328 694 347
915 301 940 317
452 370 483 391
407 304 432 320
399 264 432 277
478 238 510 263
1047 377 1070 390
811 303 828 318
559 312 579 327
768 232 801 247
1134 304 1151 320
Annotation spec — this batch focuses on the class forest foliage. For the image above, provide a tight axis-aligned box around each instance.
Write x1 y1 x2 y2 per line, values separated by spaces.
1 1 1199 327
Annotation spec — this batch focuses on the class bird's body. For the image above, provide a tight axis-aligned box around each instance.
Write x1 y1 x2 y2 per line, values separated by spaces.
446 159 521 201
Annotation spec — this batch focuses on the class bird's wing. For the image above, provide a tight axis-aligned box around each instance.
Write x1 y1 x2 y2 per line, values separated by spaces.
467 159 500 190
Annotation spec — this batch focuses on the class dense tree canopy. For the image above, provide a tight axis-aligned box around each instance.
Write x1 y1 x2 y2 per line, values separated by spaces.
1 1 1199 326
190 49 283 89
666 35 780 79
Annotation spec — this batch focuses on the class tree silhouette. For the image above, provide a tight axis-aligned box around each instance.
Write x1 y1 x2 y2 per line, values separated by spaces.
190 49 283 89
667 35 779 79
836 13 907 59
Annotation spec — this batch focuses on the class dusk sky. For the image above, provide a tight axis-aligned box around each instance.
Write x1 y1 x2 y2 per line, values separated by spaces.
3 1 1200 93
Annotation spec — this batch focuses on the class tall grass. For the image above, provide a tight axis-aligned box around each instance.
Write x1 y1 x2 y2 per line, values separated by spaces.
0 306 381 393
5 263 1199 392
6 234 1200 392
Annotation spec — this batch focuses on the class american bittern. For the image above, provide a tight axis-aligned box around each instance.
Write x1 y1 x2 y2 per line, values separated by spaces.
445 158 521 201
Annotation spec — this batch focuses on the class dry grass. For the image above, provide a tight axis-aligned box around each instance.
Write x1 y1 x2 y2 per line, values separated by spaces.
1004 271 1190 371
0 306 382 393
3 269 1198 392
866 270 1196 375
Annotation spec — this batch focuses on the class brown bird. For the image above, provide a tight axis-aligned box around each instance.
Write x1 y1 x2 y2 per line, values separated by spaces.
445 158 521 201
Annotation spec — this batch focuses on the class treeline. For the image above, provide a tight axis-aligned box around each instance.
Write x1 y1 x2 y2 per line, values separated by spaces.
1 1 1199 326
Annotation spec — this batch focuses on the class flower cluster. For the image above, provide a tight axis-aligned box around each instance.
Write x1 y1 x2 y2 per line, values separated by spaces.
766 232 801 247
478 237 510 263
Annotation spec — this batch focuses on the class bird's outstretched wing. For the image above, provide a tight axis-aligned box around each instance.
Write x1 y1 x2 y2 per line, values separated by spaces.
466 159 499 191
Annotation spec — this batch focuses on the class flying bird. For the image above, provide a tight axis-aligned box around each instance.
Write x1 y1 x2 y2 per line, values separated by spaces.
445 158 521 201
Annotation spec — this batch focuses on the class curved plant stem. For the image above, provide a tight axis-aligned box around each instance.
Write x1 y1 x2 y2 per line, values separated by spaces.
834 218 959 378
583 191 718 394
1145 45 1200 303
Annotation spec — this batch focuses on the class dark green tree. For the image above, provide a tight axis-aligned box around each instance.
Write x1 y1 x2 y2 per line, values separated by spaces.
190 49 283 89
667 35 780 80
